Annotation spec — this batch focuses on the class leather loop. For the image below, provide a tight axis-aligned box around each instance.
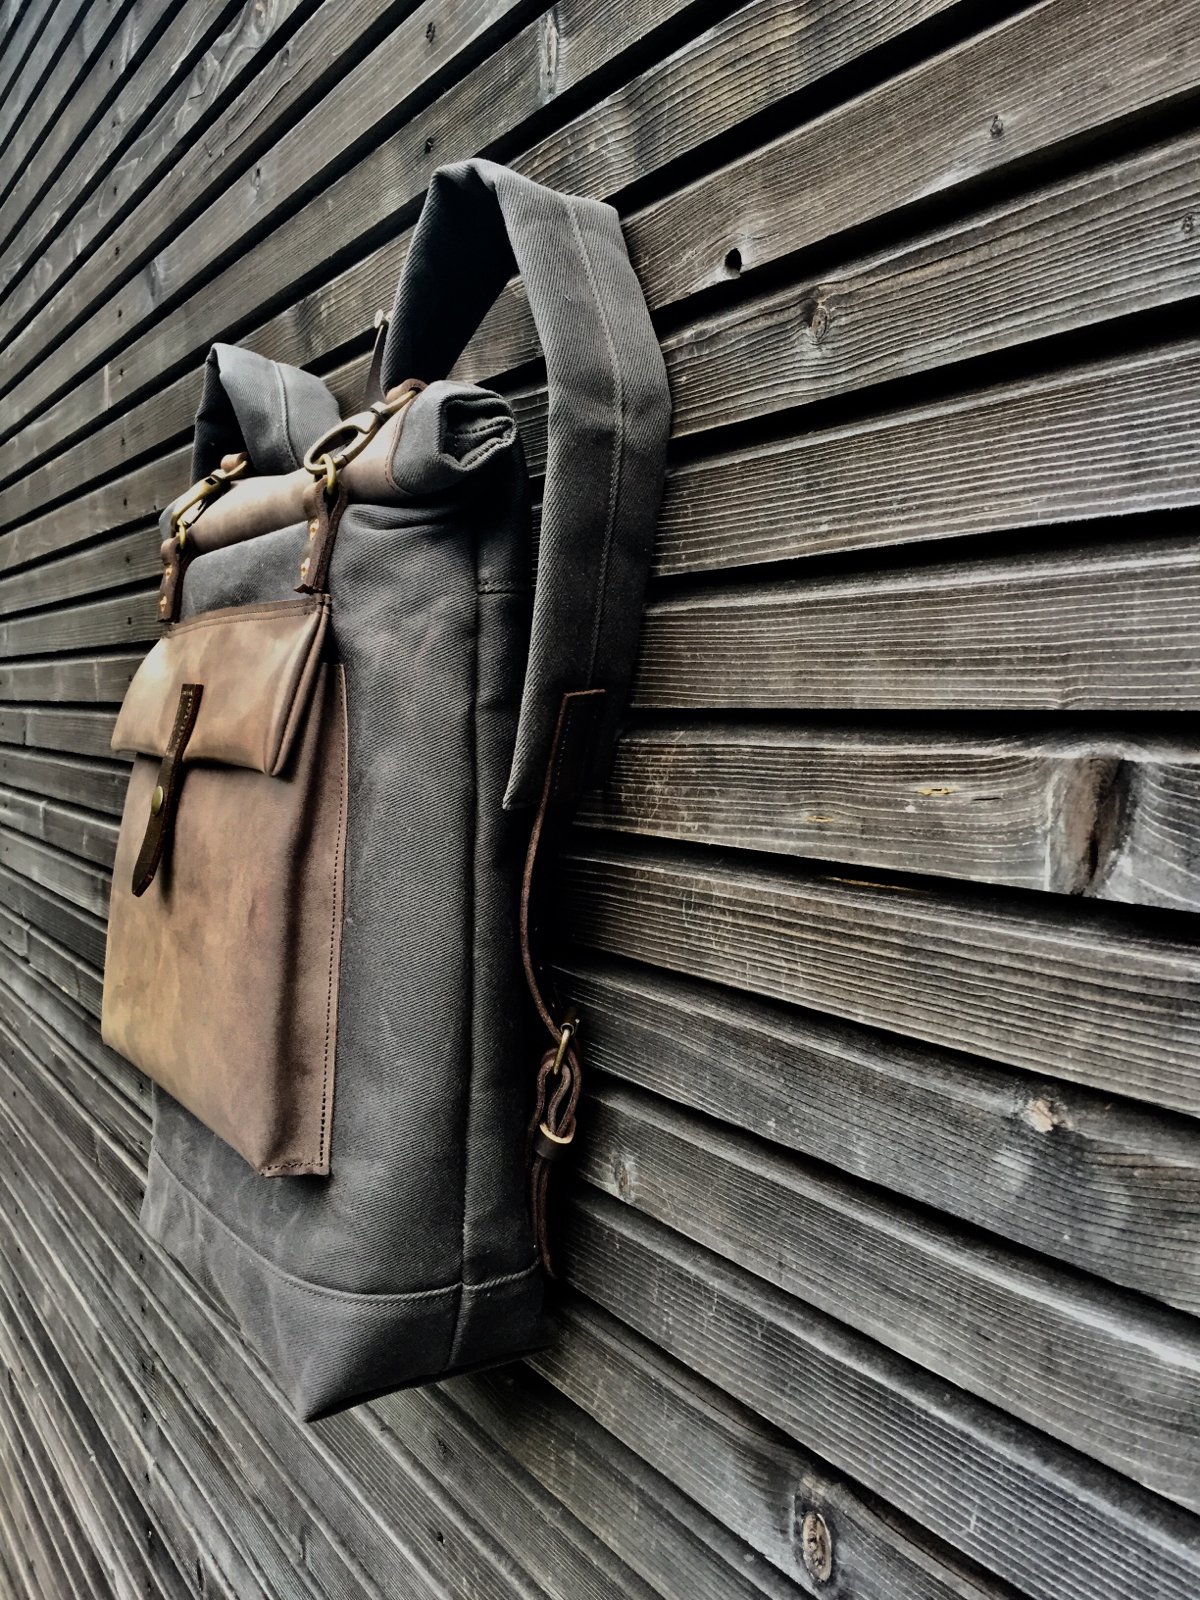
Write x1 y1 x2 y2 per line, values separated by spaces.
296 480 349 595
132 683 204 896
520 689 606 1272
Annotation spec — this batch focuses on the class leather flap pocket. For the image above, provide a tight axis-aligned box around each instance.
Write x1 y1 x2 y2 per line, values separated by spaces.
113 597 329 777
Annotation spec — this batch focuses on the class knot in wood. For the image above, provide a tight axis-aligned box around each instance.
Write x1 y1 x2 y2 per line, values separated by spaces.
800 1509 834 1583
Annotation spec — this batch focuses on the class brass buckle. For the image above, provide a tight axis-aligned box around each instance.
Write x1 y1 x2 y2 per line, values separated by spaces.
169 455 249 544
301 386 419 489
551 1009 579 1075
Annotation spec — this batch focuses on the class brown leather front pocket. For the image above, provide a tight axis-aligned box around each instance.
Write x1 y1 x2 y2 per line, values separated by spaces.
102 602 347 1178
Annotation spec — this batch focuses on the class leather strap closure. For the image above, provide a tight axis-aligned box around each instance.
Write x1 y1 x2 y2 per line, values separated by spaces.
296 479 349 595
132 683 204 897
521 688 607 1274
159 453 247 623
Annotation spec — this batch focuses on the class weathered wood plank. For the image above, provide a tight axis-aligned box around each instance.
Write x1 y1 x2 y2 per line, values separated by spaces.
0 0 958 493
0 1393 89 1600
0 658 138 708
626 0 1200 306
584 721 1200 912
0 1178 279 1600
0 825 111 916
0 745 128 815
583 723 1109 893
654 338 1200 575
0 862 107 968
635 538 1200 711
374 1384 666 1600
0 0 316 337
659 125 1200 441
0 785 119 867
561 840 1200 1115
0 1379 113 1600
581 1079 1200 1510
568 1192 1200 1600
0 588 158 656
0 447 184 576
0 1288 190 1600
535 1298 1021 1600
0 0 134 210
1098 759 1200 911
0 0 92 160
0 1017 643 1600
451 1368 803 1600
0 0 552 410
0 966 147 1142
0 0 232 299
557 953 1200 1315
0 706 121 757
0 525 158 617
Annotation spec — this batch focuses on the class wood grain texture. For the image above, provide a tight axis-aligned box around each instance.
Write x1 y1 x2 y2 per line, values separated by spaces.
457 0 1200 390
0 0 236 303
534 1298 1020 1600
660 125 1200 440
567 1193 1200 1600
580 1079 1200 1508
654 337 1200 574
0 0 555 417
561 840 1200 1114
0 0 954 497
629 0 1200 305
556 953 1200 1314
451 1369 799 1600
0 974 785 1600
6 0 1200 1594
583 722 1200 911
635 537 1200 711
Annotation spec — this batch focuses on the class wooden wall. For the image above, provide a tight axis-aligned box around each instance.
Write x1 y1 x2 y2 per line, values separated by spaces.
2 0 1200 1594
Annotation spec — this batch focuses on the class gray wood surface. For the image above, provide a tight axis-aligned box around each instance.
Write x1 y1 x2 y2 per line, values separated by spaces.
4 0 1200 1596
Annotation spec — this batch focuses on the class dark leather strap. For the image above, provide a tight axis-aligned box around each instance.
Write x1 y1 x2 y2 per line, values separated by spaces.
520 688 607 1274
296 478 349 595
132 683 204 897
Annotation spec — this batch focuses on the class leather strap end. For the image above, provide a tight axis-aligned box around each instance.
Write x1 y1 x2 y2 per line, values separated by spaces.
132 683 203 896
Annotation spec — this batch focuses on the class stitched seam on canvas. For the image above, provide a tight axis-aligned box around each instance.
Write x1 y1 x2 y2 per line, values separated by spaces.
153 1158 470 1305
448 538 482 1354
149 1151 540 1301
570 203 625 684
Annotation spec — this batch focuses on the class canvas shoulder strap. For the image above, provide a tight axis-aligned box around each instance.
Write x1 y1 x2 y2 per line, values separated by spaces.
380 158 670 808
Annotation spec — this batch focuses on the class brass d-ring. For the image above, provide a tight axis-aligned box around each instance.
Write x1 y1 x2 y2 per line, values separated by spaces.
302 385 420 483
169 454 249 541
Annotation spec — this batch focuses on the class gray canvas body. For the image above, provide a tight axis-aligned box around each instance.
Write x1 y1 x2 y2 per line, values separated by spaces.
136 161 669 1418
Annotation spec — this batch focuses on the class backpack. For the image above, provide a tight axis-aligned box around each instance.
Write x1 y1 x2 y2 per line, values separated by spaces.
100 160 669 1419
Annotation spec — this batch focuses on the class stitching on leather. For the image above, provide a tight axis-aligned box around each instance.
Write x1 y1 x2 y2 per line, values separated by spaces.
259 666 347 1176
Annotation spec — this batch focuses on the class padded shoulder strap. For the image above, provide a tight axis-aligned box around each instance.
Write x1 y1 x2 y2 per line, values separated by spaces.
192 343 341 479
381 159 670 807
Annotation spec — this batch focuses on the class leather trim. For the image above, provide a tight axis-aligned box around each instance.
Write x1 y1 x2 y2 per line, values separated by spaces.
131 683 203 896
113 598 329 777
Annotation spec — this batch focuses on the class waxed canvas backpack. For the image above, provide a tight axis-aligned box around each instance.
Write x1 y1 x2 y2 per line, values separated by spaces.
100 160 669 1419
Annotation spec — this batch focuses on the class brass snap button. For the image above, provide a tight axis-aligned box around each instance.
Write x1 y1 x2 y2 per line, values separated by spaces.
150 785 164 816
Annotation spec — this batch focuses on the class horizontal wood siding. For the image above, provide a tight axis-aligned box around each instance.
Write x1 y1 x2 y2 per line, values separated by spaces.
2 0 1199 1595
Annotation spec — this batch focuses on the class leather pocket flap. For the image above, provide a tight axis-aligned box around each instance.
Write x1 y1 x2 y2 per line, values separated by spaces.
113 598 330 777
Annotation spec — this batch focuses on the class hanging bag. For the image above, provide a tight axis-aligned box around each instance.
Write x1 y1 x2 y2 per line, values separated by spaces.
101 160 669 1418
